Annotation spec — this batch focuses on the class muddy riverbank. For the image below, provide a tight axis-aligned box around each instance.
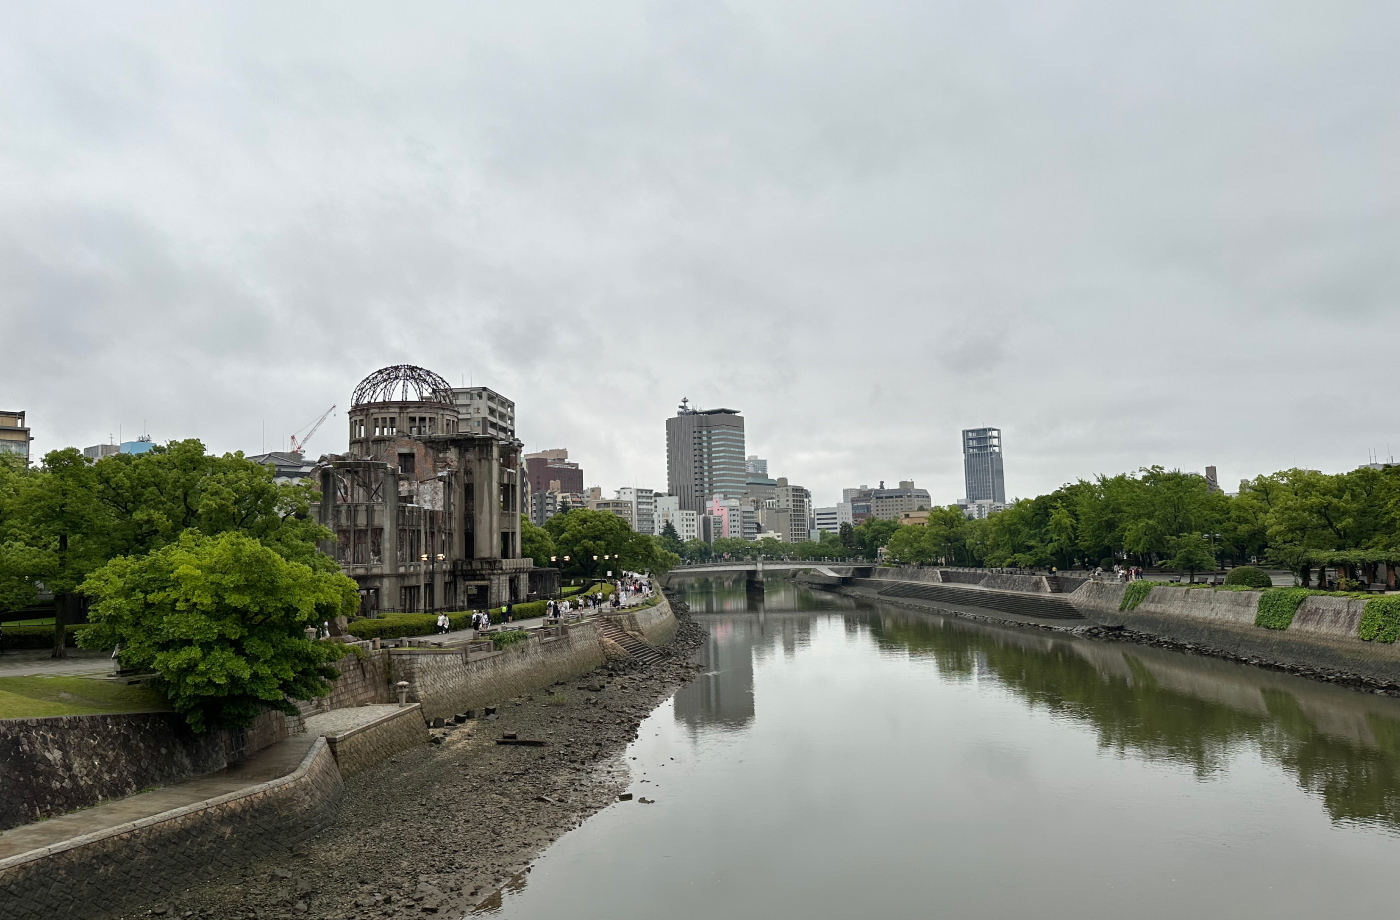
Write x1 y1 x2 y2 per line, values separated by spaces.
118 600 708 920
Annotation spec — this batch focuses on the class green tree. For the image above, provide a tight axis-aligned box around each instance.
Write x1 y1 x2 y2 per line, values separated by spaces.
851 518 900 558
80 531 359 731
656 521 685 557
544 509 660 578
1 449 115 657
712 537 752 558
884 525 932 565
681 539 713 564
520 518 556 568
1167 534 1216 583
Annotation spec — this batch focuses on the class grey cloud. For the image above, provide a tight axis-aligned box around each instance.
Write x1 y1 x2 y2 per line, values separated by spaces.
1 0 1397 505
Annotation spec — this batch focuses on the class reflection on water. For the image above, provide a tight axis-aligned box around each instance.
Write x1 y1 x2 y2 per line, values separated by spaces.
864 610 1400 828
674 579 828 735
483 578 1400 920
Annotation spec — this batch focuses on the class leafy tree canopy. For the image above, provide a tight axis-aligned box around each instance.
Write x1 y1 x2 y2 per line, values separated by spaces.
80 531 359 732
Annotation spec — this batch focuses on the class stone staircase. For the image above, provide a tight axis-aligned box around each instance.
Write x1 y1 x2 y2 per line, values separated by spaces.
877 581 1084 620
599 618 667 666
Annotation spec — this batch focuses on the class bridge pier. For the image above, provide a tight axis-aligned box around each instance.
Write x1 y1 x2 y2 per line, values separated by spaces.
744 558 765 608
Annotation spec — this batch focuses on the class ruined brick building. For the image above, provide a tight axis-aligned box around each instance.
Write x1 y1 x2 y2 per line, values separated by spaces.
312 364 539 614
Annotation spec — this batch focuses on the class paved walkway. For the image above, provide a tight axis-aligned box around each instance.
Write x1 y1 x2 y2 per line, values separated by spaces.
0 705 402 861
0 649 118 678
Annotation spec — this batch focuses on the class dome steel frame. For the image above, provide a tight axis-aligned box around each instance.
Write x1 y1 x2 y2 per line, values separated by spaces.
351 365 455 407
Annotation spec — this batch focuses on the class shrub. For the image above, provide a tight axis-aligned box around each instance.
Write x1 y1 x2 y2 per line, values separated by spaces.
491 630 530 650
0 623 93 650
1099 558 1115 571
1224 566 1273 590
1359 597 1400 643
1256 588 1311 630
346 614 438 641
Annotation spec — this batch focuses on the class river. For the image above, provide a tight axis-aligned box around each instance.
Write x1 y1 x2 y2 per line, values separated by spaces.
480 577 1400 919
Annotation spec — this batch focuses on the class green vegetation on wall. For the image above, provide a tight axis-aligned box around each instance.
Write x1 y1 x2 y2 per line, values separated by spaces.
1255 588 1311 630
1120 581 1170 611
1359 597 1400 643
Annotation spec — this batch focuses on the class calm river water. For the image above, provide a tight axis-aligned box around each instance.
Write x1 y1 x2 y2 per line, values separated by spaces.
481 578 1400 919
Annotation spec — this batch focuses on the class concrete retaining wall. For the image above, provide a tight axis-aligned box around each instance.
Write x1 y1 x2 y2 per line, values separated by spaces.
0 739 343 920
1134 586 1261 627
392 621 607 721
324 705 427 777
0 708 294 833
615 597 679 645
1291 596 1367 641
979 573 1051 594
1066 581 1400 685
868 567 943 584
1069 581 1128 613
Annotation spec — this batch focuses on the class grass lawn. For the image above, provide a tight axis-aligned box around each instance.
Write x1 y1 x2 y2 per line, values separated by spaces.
0 675 170 719
2 617 56 626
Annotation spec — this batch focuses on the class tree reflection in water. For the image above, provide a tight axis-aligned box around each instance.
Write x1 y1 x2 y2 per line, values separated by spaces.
864 610 1400 830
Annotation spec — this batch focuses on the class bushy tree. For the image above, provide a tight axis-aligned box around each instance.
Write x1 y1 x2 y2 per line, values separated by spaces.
544 508 671 577
80 531 359 732
521 518 556 568
1166 534 1216 582
680 539 713 564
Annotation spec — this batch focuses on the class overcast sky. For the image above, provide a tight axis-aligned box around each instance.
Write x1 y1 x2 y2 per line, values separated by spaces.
3 1 1397 506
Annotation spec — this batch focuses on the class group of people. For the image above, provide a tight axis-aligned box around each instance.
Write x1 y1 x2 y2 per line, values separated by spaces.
1091 564 1144 583
546 593 600 623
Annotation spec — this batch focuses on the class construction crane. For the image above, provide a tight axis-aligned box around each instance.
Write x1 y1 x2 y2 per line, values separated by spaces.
289 405 335 455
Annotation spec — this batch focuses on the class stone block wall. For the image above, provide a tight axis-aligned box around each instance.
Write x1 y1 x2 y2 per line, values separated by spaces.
296 647 391 718
1291 596 1367 640
614 597 678 645
1135 586 1261 626
393 622 606 721
0 739 344 920
868 566 944 585
0 709 293 832
324 706 427 776
979 573 1051 594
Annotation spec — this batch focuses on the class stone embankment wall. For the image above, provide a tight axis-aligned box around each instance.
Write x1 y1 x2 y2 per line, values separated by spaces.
393 621 608 721
295 645 391 717
0 739 344 920
864 567 1053 594
1070 583 1400 685
0 708 294 832
610 596 678 645
324 706 427 777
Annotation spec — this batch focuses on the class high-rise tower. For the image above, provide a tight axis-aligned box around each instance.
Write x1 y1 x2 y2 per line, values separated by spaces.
666 399 746 514
962 427 1006 503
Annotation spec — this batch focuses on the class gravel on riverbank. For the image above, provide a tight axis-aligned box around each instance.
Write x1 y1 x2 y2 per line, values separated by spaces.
119 598 708 920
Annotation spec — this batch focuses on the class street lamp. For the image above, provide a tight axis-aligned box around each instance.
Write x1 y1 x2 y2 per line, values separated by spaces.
420 553 430 613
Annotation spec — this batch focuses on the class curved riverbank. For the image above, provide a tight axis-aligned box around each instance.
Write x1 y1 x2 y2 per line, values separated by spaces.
819 576 1400 697
112 600 709 920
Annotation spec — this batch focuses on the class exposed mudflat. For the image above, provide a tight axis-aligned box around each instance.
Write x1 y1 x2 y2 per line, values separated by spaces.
121 601 708 920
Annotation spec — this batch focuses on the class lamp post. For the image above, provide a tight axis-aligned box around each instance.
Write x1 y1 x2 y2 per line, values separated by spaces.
420 553 430 613
420 552 444 613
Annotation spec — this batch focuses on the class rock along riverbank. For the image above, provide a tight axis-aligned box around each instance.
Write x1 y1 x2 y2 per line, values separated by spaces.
117 599 709 920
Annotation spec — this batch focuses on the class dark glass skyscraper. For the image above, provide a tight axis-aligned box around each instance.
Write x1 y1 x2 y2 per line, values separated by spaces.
666 400 747 513
962 427 1006 503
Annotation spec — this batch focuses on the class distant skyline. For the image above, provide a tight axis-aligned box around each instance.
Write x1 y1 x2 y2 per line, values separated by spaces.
4 2 1397 507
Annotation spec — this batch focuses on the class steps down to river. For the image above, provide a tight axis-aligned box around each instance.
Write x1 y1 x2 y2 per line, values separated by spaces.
600 618 667 665
877 581 1085 620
